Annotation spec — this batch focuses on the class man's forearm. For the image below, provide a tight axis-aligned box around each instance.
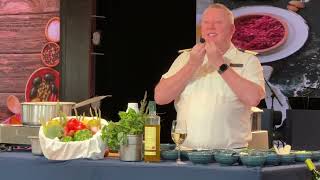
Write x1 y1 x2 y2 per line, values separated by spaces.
220 68 265 107
154 63 198 105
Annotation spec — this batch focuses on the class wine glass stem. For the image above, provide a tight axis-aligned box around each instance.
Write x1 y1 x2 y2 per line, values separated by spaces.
177 144 181 162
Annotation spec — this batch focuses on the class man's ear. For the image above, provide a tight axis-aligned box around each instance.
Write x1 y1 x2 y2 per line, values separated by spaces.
231 24 235 35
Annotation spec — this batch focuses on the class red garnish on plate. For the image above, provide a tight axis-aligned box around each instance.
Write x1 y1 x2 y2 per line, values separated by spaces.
232 14 288 54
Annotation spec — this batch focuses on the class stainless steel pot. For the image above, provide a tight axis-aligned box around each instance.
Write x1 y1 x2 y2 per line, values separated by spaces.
21 95 111 126
21 102 75 126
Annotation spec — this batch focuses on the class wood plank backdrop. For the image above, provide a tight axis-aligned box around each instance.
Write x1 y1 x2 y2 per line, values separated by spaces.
0 13 59 54
0 54 43 92
0 0 60 121
0 0 59 15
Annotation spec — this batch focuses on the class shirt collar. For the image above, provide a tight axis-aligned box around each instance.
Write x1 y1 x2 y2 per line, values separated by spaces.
202 43 238 64
223 43 238 64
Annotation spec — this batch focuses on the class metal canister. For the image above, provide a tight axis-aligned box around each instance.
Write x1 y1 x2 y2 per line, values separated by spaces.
28 136 43 156
120 134 143 161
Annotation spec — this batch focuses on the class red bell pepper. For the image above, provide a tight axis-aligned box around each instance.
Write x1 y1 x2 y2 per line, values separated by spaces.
65 118 87 137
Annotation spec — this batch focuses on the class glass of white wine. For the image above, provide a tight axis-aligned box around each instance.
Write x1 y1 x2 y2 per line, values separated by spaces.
171 120 187 164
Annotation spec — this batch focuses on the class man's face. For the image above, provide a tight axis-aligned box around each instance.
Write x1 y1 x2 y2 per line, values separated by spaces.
200 8 235 47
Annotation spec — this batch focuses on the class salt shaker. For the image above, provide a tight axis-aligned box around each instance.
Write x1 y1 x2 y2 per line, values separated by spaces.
126 102 139 113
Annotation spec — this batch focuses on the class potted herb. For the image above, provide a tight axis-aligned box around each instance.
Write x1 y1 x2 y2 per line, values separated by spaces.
101 92 148 161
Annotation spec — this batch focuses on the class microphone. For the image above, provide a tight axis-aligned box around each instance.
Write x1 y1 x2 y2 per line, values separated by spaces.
200 37 205 43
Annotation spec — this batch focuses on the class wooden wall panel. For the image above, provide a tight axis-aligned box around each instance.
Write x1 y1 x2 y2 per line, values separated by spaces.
0 0 60 121
0 93 24 121
0 54 44 93
0 12 59 54
0 0 59 15
0 54 43 78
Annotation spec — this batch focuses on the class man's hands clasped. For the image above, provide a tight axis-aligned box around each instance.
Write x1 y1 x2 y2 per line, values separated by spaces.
205 40 224 68
188 43 206 68
188 40 225 69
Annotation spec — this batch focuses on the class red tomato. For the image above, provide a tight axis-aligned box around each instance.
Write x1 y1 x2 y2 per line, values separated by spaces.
66 118 80 131
74 123 87 131
64 118 87 136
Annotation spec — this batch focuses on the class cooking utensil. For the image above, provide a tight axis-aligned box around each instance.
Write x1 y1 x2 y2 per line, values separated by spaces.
7 95 21 114
21 95 111 126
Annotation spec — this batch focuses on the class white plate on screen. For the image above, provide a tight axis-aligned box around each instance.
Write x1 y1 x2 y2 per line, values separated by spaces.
232 5 309 63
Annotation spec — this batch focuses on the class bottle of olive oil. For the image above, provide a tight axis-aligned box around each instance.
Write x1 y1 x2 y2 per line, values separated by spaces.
144 101 160 162
305 158 320 180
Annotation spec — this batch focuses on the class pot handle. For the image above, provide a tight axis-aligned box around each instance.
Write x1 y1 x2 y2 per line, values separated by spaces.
73 95 111 109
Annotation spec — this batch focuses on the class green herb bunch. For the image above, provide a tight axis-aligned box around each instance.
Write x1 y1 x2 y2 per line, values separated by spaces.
101 91 148 151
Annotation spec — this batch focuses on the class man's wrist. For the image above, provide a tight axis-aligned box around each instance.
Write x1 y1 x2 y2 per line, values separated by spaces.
214 57 225 68
186 61 200 73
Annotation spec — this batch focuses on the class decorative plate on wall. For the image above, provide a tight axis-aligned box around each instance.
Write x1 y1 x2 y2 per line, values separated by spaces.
41 42 60 67
232 5 309 63
25 67 60 102
45 17 60 43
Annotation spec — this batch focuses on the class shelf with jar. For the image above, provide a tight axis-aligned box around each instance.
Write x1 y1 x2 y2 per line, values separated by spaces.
91 15 107 56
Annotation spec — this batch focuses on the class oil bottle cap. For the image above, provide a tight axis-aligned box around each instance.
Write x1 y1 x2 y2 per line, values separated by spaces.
148 101 156 115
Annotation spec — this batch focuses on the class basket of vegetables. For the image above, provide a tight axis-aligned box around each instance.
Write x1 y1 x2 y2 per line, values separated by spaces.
39 110 107 160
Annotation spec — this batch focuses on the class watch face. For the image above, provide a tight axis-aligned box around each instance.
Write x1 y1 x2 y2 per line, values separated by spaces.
218 64 229 74
220 64 228 71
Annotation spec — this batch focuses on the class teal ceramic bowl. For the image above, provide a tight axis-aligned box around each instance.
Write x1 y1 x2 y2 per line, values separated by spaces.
294 151 312 162
280 153 296 165
188 151 213 164
240 152 266 167
181 150 189 160
161 150 178 160
215 150 239 166
160 144 176 151
181 150 196 160
210 149 222 162
312 151 320 161
265 152 281 166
